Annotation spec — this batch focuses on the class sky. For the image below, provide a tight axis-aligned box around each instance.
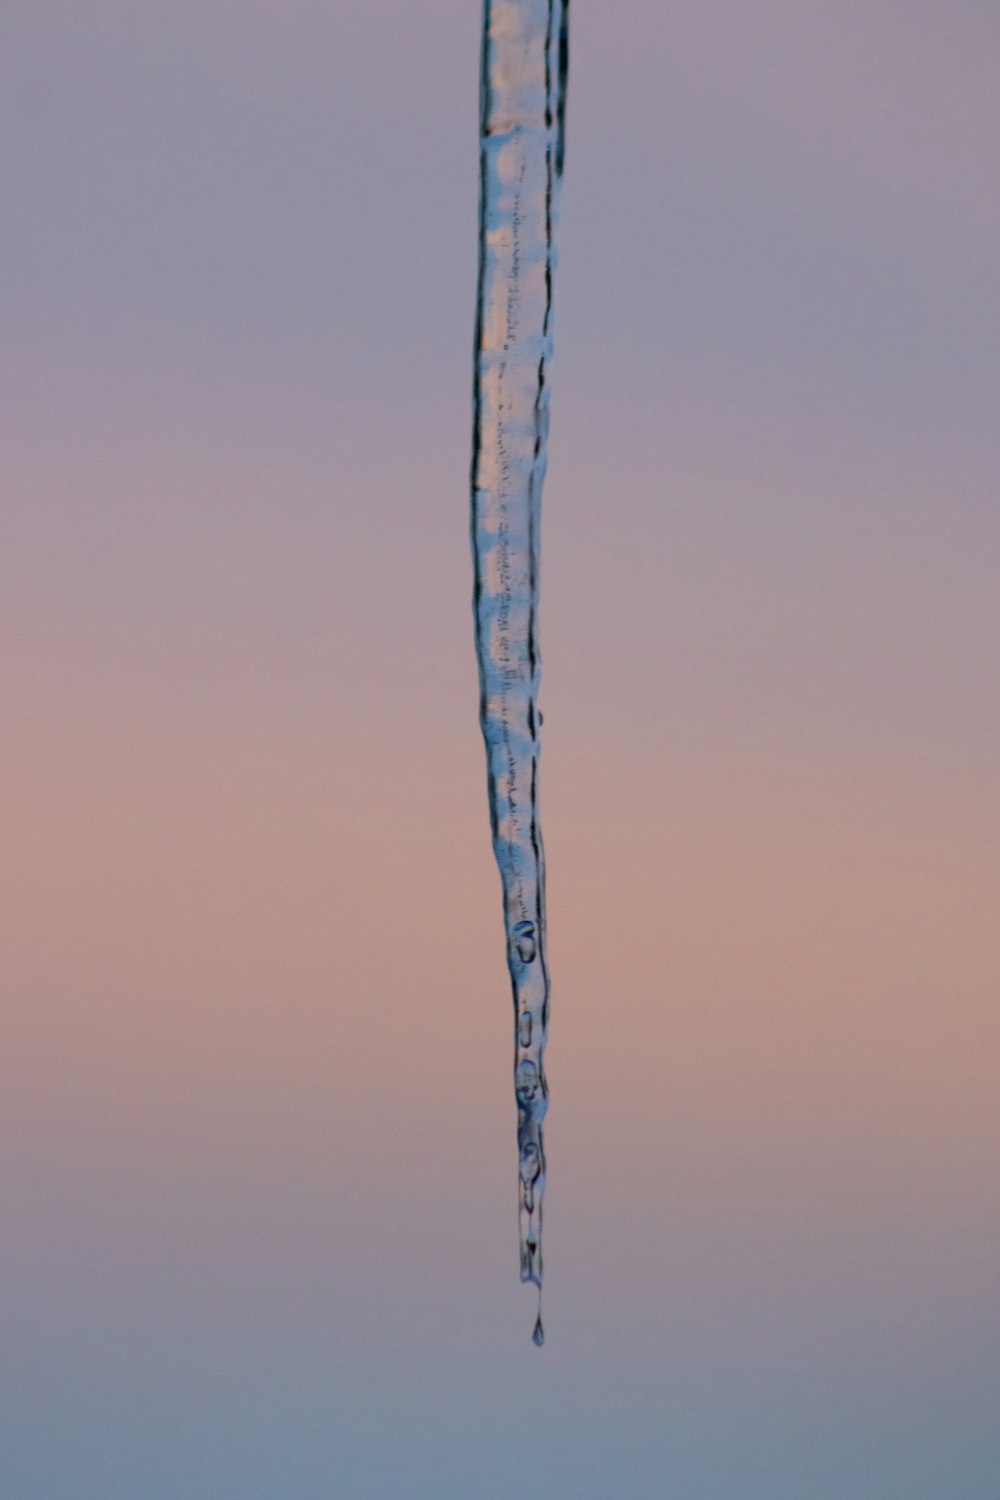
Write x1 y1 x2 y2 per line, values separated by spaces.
2 3 999 1496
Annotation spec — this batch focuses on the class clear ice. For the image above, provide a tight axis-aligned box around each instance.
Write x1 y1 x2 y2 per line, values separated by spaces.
470 0 569 1344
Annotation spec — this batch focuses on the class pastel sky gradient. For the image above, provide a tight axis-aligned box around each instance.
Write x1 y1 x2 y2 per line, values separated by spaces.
2 3 998 1496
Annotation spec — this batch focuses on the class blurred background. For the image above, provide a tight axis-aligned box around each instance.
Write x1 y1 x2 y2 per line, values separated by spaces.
2 2 998 1495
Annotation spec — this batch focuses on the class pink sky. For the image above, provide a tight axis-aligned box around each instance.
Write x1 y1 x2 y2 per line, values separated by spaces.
2 3 999 1496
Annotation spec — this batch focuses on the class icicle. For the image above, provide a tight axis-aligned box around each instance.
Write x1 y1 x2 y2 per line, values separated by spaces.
470 0 569 1342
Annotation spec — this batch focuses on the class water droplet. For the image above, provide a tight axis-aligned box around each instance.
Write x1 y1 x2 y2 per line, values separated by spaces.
515 1058 540 1109
532 1313 545 1347
512 919 536 964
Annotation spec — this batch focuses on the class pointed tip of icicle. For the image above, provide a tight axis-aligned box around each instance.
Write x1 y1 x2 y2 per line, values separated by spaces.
531 1285 545 1347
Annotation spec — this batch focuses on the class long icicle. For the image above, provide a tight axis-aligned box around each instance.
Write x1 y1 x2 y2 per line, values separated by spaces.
470 0 569 1346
